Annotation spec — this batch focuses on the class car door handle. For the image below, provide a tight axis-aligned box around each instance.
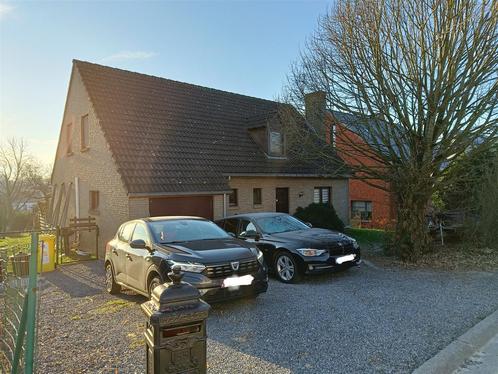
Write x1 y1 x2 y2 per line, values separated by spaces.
112 249 118 255
126 254 132 261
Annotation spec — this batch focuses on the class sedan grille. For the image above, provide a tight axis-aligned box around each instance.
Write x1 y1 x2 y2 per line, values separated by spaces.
204 259 259 279
327 242 355 256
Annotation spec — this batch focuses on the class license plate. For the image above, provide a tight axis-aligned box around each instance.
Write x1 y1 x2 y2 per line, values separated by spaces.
336 254 355 264
222 274 254 288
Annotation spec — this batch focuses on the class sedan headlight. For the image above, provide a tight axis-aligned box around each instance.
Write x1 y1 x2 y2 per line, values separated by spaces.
296 248 327 257
168 260 206 273
351 239 359 249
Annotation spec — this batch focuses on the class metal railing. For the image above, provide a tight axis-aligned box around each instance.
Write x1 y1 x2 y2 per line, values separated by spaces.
0 233 40 374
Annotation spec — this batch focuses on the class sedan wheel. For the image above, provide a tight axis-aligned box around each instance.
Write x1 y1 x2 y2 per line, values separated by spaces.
105 263 121 294
275 252 301 283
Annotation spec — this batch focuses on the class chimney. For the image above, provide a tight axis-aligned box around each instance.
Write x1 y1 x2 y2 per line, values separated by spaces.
305 91 327 139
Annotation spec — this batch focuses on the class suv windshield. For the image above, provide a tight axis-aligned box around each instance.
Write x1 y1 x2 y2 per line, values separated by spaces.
148 219 230 244
255 215 310 234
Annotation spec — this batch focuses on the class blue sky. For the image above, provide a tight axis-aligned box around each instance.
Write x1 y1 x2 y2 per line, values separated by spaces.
0 0 330 164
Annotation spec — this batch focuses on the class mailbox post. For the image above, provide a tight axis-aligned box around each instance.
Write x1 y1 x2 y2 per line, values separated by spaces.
141 265 211 374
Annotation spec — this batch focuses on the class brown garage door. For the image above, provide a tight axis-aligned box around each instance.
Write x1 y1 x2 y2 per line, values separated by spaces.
149 196 214 220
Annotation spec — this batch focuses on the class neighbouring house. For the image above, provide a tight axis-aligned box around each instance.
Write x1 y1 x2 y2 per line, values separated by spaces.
50 60 350 254
302 92 395 229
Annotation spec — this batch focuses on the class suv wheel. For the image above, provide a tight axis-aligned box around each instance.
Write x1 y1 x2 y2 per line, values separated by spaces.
105 262 121 294
148 275 162 297
274 251 301 283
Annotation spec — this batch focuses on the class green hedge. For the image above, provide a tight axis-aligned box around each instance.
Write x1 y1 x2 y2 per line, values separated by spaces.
294 203 345 232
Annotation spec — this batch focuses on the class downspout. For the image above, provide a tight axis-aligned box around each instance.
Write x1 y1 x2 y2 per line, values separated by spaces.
75 176 80 218
223 194 227 217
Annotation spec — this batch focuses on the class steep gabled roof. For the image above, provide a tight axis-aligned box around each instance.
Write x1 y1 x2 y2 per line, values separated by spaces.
75 60 346 194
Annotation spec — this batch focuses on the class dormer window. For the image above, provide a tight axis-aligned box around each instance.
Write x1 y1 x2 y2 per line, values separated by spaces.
269 131 283 156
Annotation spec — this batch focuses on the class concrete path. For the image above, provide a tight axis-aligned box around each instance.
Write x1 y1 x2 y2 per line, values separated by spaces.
413 309 498 374
454 334 498 374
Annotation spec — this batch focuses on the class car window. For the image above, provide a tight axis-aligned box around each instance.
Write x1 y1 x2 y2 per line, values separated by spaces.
148 219 230 244
239 219 257 236
119 223 135 242
255 215 309 234
223 219 239 236
131 224 149 243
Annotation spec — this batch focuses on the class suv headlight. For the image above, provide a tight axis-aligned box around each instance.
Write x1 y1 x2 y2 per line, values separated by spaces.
250 247 264 263
296 248 327 257
168 260 206 273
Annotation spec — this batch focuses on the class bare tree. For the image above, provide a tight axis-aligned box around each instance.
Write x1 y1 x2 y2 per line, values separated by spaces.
0 138 48 231
284 0 498 260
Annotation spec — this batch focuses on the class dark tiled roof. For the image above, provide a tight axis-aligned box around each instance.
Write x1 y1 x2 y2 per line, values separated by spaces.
75 60 346 194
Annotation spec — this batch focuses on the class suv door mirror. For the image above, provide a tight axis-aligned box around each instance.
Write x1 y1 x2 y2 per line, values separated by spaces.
130 239 146 249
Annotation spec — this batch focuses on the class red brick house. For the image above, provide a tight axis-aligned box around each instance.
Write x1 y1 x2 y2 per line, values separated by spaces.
304 92 395 229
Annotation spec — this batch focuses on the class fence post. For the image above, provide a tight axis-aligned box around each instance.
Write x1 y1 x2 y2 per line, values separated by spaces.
24 232 39 373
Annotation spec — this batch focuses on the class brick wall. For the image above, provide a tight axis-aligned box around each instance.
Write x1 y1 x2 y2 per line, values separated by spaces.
226 177 349 224
328 114 395 228
51 66 130 255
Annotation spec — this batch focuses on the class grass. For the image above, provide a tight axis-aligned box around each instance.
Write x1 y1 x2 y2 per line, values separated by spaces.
0 235 31 258
345 227 388 246
89 299 133 315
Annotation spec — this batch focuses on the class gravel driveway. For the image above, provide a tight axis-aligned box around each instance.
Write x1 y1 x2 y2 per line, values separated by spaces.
37 260 498 373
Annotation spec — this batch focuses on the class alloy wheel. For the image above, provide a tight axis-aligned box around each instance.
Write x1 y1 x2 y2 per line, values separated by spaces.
105 265 113 292
276 254 295 281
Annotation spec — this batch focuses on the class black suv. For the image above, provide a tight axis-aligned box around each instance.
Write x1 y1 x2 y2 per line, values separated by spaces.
216 212 360 283
104 216 268 302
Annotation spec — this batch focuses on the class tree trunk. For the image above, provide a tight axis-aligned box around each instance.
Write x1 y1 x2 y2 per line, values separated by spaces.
393 186 432 261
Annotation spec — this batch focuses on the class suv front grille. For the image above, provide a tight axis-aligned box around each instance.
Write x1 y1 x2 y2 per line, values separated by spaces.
328 242 355 256
205 259 259 279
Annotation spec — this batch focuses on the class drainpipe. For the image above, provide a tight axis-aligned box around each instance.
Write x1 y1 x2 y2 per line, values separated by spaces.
75 176 80 218
223 194 227 217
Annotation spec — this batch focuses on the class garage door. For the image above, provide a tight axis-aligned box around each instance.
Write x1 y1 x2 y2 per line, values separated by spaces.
149 196 214 220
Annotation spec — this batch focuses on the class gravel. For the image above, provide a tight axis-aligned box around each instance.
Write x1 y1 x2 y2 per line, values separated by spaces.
37 260 498 373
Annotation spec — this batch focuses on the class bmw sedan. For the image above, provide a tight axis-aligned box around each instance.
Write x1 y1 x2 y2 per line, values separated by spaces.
216 212 360 283
104 216 268 302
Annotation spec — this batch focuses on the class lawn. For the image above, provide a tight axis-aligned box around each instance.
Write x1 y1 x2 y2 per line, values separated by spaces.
0 234 32 258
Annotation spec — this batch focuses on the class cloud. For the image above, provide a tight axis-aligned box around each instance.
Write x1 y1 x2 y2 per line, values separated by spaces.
0 2 15 18
101 51 158 62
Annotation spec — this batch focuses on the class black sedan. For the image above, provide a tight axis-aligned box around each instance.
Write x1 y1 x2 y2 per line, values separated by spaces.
216 212 360 283
104 216 268 302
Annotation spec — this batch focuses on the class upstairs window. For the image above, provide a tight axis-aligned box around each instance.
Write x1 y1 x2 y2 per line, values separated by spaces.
253 188 262 205
90 190 100 212
229 189 238 207
313 187 331 205
269 131 283 156
66 123 73 155
80 115 89 150
351 201 372 221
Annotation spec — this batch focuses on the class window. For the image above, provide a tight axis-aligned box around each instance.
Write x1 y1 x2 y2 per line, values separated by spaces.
253 188 262 205
132 224 149 243
229 189 238 207
119 223 135 242
239 219 257 237
66 123 73 155
223 219 239 236
313 187 331 205
351 201 372 221
80 115 89 150
269 131 283 155
90 190 99 211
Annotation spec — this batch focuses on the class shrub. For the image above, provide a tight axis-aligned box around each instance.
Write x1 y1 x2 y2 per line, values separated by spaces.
294 203 345 232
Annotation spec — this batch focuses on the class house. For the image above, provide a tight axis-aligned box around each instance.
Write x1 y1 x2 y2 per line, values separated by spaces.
51 60 350 254
302 92 395 229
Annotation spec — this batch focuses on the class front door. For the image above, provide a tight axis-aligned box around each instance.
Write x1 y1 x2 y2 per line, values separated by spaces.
275 188 289 213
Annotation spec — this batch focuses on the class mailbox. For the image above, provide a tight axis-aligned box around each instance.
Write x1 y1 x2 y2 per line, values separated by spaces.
141 265 211 374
